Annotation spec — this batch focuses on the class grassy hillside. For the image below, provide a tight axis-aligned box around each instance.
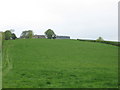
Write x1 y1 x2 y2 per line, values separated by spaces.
2 39 118 88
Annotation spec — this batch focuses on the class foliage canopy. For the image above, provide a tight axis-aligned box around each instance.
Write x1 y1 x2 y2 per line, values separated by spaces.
45 29 56 39
20 30 34 39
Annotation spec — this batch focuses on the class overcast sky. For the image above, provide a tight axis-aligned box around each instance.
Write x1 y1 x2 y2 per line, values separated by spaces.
0 0 119 41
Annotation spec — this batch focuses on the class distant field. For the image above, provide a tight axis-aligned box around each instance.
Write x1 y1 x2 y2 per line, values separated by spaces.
3 39 118 88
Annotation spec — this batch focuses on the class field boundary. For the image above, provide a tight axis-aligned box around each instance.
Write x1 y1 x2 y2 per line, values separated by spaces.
77 39 120 46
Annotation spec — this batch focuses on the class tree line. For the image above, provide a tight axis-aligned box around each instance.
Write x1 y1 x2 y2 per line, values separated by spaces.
2 29 56 40
2 29 105 41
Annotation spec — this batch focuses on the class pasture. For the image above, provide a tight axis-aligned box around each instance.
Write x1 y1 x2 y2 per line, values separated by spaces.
2 39 118 88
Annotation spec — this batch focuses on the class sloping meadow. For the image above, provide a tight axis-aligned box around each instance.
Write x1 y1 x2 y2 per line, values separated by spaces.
2 39 118 88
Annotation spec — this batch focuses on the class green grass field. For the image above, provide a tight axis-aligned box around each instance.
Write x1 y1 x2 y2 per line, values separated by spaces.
2 39 118 88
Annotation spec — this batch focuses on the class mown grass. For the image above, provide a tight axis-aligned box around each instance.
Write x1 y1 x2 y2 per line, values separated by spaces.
2 39 118 88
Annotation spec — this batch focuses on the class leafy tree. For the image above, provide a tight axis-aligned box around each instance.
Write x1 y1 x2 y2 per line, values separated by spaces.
20 31 26 38
4 30 12 40
11 33 17 40
4 30 17 40
96 37 104 41
27 30 33 38
45 29 56 39
20 30 34 39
